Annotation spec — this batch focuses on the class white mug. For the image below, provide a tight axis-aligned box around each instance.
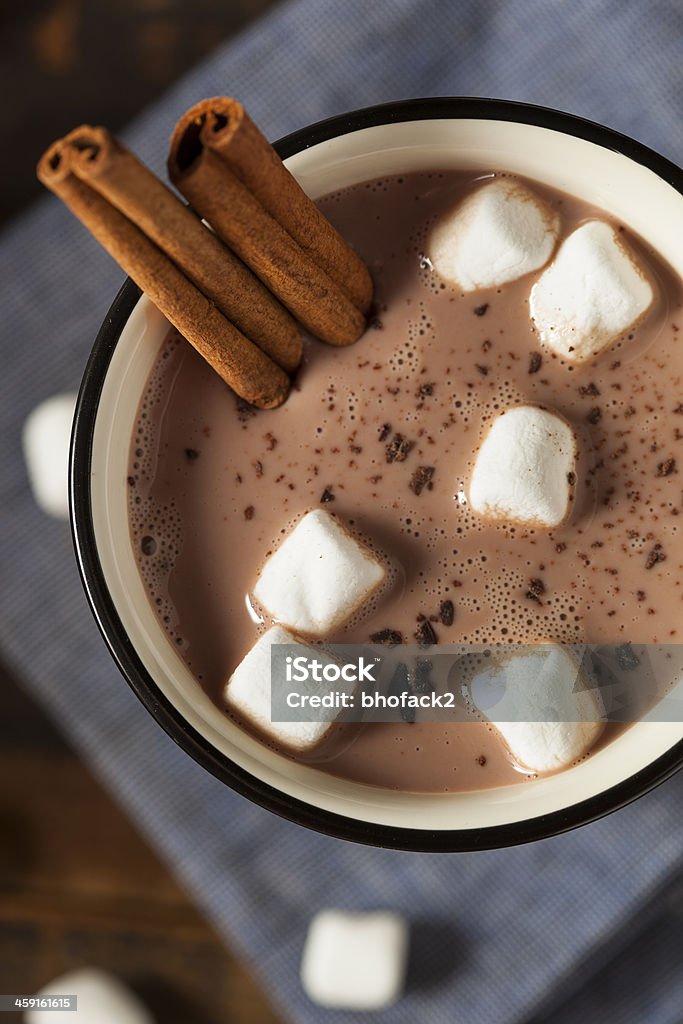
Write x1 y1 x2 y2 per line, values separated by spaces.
71 97 683 851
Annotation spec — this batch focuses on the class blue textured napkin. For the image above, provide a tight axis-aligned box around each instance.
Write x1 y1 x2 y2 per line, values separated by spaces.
2 1 683 1021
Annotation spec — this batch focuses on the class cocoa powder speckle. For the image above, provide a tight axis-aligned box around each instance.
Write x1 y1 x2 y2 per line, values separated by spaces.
439 599 455 626
526 578 545 603
386 433 413 463
645 544 666 569
410 465 435 495
656 458 677 477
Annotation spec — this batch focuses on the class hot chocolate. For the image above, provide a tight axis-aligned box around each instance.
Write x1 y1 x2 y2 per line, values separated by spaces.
127 168 683 793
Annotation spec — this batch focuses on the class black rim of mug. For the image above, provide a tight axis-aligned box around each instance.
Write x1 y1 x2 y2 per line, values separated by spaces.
71 96 683 852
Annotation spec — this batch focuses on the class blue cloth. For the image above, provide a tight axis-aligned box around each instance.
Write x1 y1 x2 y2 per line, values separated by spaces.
2 1 683 1020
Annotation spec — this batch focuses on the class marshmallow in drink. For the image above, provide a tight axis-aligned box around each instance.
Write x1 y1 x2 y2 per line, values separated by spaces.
24 967 154 1024
469 644 604 772
300 909 409 1010
428 177 559 291
529 220 653 362
22 392 77 519
225 624 352 751
468 405 577 528
253 508 385 637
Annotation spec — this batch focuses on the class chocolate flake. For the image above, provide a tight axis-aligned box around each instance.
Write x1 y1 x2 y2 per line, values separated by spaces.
526 577 545 603
417 382 435 399
410 465 435 495
656 458 677 477
265 432 277 451
645 544 666 569
254 459 264 478
439 599 455 626
244 505 255 520
236 396 256 421
528 352 542 374
615 643 640 671
474 303 489 317
386 433 413 463
184 448 199 461
413 658 434 694
587 407 602 425
477 755 487 767
378 422 392 442
370 628 403 646
674 404 683 414
579 382 600 397
567 471 576 486
475 364 489 376
389 663 415 723
555 542 567 553
320 487 335 503
415 620 438 647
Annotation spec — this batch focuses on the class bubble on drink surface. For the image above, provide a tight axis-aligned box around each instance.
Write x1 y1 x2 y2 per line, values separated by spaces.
127 335 185 644
141 535 157 556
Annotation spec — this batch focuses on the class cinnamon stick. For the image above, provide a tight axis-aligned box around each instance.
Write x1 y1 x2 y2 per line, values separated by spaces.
37 139 290 410
168 137 367 348
170 97 373 313
63 125 302 374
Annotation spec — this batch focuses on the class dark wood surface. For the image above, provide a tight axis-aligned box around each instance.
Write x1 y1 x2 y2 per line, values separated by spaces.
0 664 283 1023
1 2 284 1020
0 0 278 225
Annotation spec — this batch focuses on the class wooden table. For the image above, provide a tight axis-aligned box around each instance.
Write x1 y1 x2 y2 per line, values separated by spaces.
0 664 283 1023
0 0 278 225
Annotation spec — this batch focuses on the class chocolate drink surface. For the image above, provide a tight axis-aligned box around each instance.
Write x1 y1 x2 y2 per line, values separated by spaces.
128 170 683 793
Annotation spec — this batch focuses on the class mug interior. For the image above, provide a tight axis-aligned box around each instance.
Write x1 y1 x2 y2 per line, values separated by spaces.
78 103 683 848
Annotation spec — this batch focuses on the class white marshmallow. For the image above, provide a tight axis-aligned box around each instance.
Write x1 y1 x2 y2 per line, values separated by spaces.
22 393 77 519
468 405 576 528
24 967 154 1024
428 177 559 291
530 220 653 362
469 644 604 772
225 625 351 751
253 509 385 637
301 910 409 1011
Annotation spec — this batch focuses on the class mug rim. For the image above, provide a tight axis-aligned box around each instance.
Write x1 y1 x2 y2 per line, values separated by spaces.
71 95 683 852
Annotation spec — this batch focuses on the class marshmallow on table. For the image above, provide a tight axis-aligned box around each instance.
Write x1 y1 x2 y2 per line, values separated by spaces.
469 644 604 772
428 177 559 291
253 508 385 637
468 405 577 528
225 624 352 751
24 967 154 1024
22 392 77 519
530 220 653 362
301 910 409 1011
